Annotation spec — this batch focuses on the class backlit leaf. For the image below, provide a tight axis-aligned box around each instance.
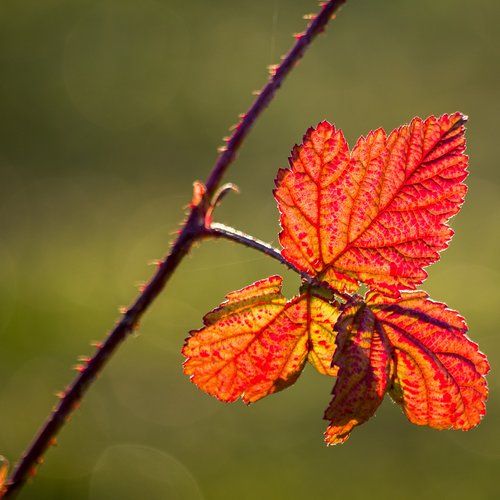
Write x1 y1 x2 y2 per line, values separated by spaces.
324 292 489 444
370 291 489 430
186 112 488 445
306 293 340 376
183 276 340 404
274 113 468 296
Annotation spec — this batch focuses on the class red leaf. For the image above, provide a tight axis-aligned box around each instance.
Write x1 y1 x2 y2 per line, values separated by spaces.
324 292 489 444
183 276 340 404
369 291 489 430
186 112 488 445
274 113 468 296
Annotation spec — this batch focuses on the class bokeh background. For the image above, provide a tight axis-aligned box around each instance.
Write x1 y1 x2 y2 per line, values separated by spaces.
1 0 499 498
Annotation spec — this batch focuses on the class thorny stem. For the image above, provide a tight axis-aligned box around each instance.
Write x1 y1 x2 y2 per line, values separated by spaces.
204 0 346 197
1 1 346 497
206 223 352 302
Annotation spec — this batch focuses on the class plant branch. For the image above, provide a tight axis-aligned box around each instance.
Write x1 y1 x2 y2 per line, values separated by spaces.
1 1 346 497
206 223 352 302
204 0 346 197
207 222 306 276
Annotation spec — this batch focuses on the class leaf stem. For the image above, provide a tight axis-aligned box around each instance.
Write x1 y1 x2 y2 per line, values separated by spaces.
1 1 346 497
206 222 308 277
206 223 352 302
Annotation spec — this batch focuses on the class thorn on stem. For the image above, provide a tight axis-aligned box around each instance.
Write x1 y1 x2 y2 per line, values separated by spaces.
204 183 240 229
147 259 162 267
211 183 240 208
267 64 279 76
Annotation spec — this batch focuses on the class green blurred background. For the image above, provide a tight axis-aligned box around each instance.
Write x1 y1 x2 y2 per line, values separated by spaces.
1 0 499 498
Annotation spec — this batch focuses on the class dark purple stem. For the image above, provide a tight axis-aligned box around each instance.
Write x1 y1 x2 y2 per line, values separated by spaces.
1 1 346 497
204 0 346 197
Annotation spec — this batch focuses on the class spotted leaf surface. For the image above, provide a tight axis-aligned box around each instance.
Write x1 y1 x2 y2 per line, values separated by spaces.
186 112 488 445
323 291 489 444
183 276 340 404
370 291 490 430
274 113 468 296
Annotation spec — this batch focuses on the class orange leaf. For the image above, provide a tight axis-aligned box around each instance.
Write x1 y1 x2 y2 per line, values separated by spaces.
324 292 489 444
183 276 340 404
368 291 489 430
274 113 468 296
186 112 488 445
306 291 340 376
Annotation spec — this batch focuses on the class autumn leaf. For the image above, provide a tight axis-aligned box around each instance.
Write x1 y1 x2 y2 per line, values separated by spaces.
324 292 489 444
185 113 488 446
274 113 468 296
183 276 340 404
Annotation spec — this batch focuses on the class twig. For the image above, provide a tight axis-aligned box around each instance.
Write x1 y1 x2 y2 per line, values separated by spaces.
207 223 303 274
1 1 346 497
206 223 352 301
204 0 346 197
